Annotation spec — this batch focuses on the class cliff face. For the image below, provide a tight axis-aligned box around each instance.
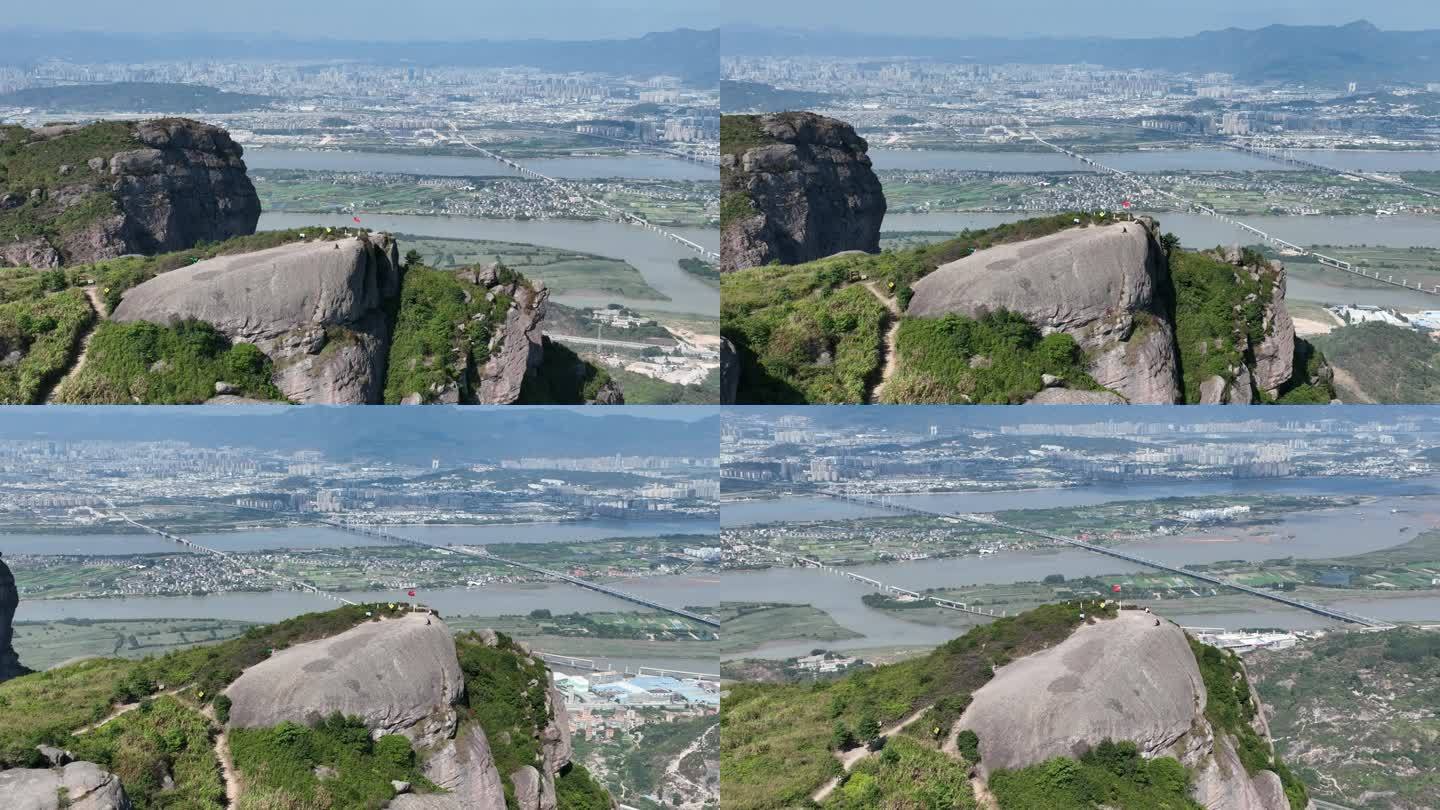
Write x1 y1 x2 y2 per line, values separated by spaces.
0 118 259 268
720 112 885 273
957 611 1305 810
112 234 402 404
475 274 547 405
0 556 30 683
909 220 1182 404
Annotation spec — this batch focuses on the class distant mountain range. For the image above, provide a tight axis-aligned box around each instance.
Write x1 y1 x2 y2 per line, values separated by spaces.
0 82 272 113
721 20 1440 86
0 28 719 85
0 407 719 464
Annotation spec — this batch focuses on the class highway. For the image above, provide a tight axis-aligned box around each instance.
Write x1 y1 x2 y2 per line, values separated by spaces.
446 121 720 261
821 491 1396 630
1014 118 1440 297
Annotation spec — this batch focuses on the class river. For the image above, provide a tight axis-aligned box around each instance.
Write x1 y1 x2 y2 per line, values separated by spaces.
244 148 716 181
11 560 723 675
722 476 1440 527
869 147 1440 174
882 211 1440 308
258 212 719 316
720 478 1440 657
0 517 714 556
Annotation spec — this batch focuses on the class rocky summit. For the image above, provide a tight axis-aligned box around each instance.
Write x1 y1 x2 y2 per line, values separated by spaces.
224 612 463 750
909 220 1181 404
0 118 259 268
720 111 885 273
0 556 30 684
958 611 1301 810
112 234 402 404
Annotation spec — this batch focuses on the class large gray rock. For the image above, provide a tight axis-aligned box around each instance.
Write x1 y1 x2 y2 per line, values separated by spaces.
391 724 507 810
1025 388 1126 405
908 221 1181 404
958 612 1293 810
112 235 401 404
0 762 132 810
0 555 31 682
721 112 886 273
476 282 547 404
1251 262 1296 397
223 613 462 750
512 766 543 810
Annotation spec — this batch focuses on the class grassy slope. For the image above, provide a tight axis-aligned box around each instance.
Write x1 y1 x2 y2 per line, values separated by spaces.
721 214 1115 404
721 602 1118 808
1311 321 1440 403
0 605 612 810
884 311 1101 404
383 264 512 404
0 286 95 403
0 121 138 248
55 319 284 404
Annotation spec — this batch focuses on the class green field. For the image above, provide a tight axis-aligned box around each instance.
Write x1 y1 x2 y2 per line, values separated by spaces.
717 603 863 656
395 234 666 301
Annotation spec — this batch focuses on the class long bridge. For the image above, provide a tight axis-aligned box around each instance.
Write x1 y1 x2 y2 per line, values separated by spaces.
154 497 720 629
446 121 720 261
821 491 1395 630
108 504 359 608
763 547 1005 619
316 520 721 628
1015 119 1440 297
1225 142 1440 200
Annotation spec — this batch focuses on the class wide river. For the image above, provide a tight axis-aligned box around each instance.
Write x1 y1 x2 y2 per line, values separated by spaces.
0 517 713 556
244 148 716 181
883 211 1440 309
720 476 1440 657
259 212 718 316
869 147 1440 174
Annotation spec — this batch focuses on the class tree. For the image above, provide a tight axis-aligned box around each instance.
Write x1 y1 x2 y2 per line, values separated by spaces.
956 729 981 763
1160 232 1181 255
1043 574 1066 585
403 249 423 269
831 721 857 751
858 716 881 742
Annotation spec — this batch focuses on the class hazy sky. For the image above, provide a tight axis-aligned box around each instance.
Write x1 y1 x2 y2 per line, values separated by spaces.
719 0 1440 37
3 0 722 41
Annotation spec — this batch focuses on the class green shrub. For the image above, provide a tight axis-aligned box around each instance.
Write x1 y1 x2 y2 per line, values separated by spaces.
383 265 510 403
883 311 1102 404
230 713 431 810
54 318 285 404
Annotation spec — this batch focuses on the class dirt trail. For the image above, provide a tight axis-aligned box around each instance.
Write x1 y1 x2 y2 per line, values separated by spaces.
811 704 932 803
73 685 185 735
862 281 902 404
215 730 241 805
42 285 104 404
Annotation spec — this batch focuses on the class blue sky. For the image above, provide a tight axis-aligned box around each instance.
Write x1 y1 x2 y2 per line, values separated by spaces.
719 0 1439 37
3 0 722 40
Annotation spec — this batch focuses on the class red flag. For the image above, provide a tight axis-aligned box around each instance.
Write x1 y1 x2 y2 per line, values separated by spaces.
1111 584 1122 593
353 216 362 223
407 589 416 597
1121 200 1132 209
